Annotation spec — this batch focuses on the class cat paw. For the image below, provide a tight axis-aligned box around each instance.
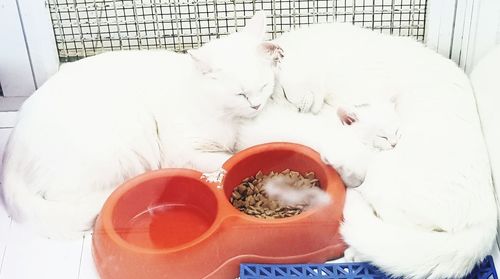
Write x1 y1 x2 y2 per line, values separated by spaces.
343 247 363 262
341 171 364 188
310 100 324 114
297 92 314 113
321 155 364 188
320 146 367 187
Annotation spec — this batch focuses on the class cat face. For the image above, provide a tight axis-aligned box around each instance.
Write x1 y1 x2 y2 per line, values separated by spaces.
188 12 283 118
338 101 401 151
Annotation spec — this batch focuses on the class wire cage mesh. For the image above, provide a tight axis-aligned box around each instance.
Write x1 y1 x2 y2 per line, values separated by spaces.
47 0 427 62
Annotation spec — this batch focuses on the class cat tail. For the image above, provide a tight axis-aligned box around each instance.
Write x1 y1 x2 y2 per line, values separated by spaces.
341 190 497 279
2 169 111 240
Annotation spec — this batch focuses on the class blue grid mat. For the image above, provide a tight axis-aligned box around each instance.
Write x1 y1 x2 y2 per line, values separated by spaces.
240 256 497 279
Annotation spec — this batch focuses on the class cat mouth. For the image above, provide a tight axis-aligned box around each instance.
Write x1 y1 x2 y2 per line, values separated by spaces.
381 144 397 151
251 104 261 110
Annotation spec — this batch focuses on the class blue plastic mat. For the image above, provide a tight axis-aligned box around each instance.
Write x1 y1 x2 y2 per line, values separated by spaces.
240 255 497 279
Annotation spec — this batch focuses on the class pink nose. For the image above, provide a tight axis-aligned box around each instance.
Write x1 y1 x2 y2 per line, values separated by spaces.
251 104 261 110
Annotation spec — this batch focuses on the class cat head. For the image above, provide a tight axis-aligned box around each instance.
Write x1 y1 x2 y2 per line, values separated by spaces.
337 101 401 151
187 12 284 118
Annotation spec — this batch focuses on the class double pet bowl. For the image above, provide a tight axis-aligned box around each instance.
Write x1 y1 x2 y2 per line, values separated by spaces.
92 142 347 279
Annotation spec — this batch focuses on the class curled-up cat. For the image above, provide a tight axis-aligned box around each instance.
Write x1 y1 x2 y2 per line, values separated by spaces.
1 11 282 239
271 22 497 278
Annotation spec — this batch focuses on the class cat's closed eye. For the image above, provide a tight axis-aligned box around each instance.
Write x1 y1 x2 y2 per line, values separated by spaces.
237 92 249 100
378 135 389 140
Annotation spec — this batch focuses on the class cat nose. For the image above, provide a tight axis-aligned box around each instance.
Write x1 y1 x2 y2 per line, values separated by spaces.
391 143 397 148
251 104 261 110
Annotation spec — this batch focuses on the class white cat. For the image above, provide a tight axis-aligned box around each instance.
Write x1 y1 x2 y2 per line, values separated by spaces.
237 98 400 188
268 23 497 278
1 12 282 239
334 101 400 151
273 23 440 114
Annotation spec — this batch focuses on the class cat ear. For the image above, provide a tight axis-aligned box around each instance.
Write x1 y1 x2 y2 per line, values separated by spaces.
337 106 358 126
241 11 267 40
259 42 284 65
188 49 213 75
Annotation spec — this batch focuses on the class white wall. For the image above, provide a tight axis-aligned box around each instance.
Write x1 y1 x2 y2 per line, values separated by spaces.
425 0 500 72
464 0 500 72
0 0 59 101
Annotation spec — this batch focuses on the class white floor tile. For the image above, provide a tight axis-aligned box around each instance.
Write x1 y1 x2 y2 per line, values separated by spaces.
0 222 84 279
78 232 99 279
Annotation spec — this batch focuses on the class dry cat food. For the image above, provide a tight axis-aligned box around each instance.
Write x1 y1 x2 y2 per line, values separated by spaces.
230 169 322 219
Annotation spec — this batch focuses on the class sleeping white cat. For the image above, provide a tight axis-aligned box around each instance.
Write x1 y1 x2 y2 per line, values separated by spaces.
237 98 400 188
273 23 441 113
1 12 282 239
269 23 497 279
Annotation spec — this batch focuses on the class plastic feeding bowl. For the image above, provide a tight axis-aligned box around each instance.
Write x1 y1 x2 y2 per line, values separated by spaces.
92 142 347 279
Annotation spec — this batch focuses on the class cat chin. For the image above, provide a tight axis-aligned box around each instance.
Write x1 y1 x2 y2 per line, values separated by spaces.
237 108 263 119
373 144 396 151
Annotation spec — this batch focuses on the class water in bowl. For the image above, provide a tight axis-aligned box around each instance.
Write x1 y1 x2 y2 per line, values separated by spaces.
121 203 212 249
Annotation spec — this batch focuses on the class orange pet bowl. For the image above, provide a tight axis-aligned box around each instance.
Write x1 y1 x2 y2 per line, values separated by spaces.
92 142 346 279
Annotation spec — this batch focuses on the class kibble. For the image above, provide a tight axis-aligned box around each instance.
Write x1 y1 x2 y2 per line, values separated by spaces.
230 169 321 219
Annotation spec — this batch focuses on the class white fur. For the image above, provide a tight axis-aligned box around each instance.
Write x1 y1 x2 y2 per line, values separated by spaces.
341 84 497 277
1 12 280 239
273 23 443 113
263 176 331 208
238 100 394 188
336 101 401 151
243 23 498 278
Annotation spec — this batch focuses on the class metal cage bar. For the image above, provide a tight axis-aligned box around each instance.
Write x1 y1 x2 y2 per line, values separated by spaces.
47 0 428 62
